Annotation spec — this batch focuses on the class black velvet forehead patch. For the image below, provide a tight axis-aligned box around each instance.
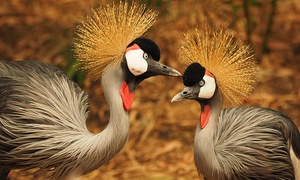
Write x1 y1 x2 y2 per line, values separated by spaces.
127 38 161 61
183 63 205 86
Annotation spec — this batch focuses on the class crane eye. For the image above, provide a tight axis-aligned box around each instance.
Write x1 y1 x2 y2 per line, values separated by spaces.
199 79 205 87
143 52 149 60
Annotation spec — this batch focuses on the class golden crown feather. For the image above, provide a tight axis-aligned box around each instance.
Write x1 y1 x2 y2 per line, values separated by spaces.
74 1 158 78
178 26 259 106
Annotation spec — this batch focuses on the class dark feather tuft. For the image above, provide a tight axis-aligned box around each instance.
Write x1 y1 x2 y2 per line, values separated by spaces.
127 38 160 61
183 63 205 86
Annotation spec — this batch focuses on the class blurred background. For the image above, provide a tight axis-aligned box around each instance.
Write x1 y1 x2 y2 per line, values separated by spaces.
0 0 300 179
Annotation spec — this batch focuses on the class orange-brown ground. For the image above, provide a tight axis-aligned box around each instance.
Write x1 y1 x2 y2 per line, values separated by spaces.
1 0 300 179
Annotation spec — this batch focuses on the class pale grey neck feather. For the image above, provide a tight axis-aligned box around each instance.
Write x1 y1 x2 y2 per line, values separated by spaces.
0 60 129 179
194 89 299 179
194 91 223 178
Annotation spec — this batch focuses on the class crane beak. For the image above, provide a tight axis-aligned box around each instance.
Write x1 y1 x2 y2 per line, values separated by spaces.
147 60 181 77
171 86 198 102
126 60 182 93
171 92 185 102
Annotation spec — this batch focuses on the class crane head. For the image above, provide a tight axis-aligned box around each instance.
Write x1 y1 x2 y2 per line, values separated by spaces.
171 62 216 102
175 26 258 106
122 37 181 92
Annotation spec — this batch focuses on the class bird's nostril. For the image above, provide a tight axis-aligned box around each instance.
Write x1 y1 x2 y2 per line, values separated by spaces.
183 91 188 95
163 65 167 68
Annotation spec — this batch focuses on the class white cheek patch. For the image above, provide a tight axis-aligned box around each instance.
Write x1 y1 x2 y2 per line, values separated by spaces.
198 75 216 99
125 49 148 76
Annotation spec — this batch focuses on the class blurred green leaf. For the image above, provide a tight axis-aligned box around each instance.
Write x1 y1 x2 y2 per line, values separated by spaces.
248 0 261 6
233 4 243 12
65 56 85 87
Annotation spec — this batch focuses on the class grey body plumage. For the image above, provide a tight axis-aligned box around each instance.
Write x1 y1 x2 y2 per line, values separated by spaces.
0 60 128 179
215 107 299 179
193 89 300 179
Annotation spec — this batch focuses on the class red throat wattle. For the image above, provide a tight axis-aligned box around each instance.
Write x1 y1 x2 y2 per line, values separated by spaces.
200 104 211 128
120 82 134 111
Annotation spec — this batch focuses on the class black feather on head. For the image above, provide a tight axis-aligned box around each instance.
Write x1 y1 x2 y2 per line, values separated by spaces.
127 38 160 61
183 63 205 86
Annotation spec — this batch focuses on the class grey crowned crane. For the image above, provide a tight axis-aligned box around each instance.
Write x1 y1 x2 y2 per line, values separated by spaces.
0 2 181 179
172 27 300 179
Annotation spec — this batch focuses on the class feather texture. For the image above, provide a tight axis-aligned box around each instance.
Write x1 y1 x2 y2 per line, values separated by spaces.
192 90 300 179
0 60 90 178
213 106 299 179
0 60 130 179
74 1 158 78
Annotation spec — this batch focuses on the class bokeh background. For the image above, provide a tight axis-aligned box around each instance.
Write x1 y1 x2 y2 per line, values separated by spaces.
1 0 300 179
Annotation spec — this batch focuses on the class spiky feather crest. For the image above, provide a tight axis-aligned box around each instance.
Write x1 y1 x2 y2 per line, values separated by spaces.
178 27 258 106
74 1 158 78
